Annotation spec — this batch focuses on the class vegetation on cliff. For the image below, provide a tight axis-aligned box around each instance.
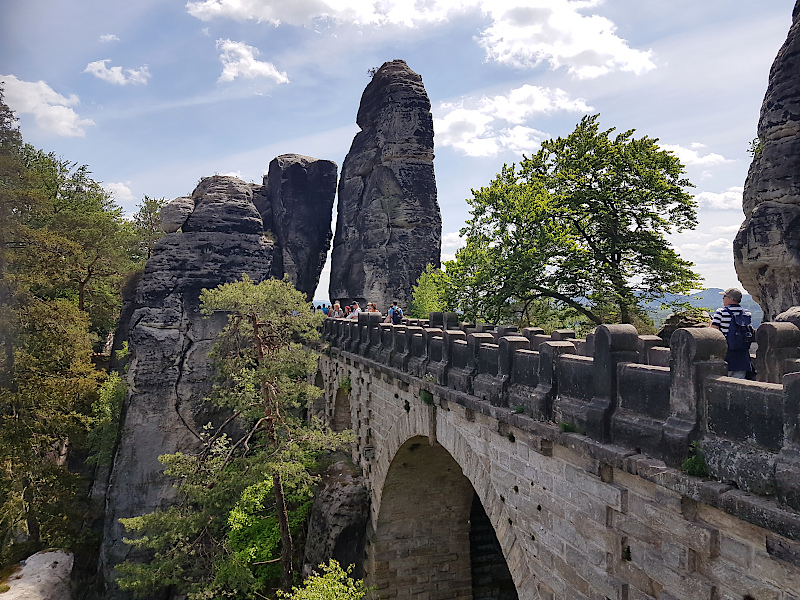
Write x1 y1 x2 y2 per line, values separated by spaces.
117 277 350 599
0 85 159 576
414 115 701 330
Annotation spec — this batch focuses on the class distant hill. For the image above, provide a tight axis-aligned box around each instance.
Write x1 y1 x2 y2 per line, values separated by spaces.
645 288 763 328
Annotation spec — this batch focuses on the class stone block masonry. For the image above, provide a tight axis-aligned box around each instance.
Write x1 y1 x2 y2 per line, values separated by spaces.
316 314 800 599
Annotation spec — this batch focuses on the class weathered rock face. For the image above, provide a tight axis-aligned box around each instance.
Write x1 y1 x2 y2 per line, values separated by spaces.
266 154 337 299
776 305 800 329
159 196 193 233
656 311 711 344
303 459 370 579
4 550 73 600
329 59 441 310
100 176 275 597
734 0 800 320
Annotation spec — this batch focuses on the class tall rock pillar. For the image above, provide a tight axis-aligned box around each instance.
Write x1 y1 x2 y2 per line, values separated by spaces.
266 154 337 300
734 0 800 320
329 59 441 311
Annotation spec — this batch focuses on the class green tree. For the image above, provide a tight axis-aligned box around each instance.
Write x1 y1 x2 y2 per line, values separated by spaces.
117 277 350 599
409 264 451 318
0 299 104 563
0 86 129 576
452 115 701 325
131 195 167 262
278 560 371 600
0 143 141 342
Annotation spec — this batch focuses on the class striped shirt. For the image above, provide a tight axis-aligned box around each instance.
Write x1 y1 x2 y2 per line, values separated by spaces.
711 304 748 335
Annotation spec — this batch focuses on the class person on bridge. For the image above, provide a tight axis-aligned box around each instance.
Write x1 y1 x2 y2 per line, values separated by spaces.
348 302 362 319
710 287 754 379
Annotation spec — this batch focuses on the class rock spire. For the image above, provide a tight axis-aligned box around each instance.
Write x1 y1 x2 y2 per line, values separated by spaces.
733 0 800 319
329 59 441 310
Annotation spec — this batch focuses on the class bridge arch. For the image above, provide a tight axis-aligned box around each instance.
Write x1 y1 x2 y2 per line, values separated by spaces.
365 400 534 599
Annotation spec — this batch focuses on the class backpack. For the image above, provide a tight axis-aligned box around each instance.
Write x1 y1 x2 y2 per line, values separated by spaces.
724 307 754 352
390 306 403 324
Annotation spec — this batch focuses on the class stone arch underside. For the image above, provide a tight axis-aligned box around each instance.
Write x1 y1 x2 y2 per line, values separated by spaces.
366 404 532 599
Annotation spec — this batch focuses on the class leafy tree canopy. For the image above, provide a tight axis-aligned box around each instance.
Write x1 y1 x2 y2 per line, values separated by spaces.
278 560 371 600
442 114 701 326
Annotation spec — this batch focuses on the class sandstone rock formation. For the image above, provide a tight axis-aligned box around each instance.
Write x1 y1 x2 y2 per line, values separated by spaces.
4 550 73 600
329 59 441 310
100 176 275 596
303 458 369 579
266 154 337 299
656 310 711 344
734 0 800 320
159 196 193 233
776 305 800 330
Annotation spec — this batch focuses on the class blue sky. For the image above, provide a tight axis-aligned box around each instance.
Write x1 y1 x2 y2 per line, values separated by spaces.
2 0 795 302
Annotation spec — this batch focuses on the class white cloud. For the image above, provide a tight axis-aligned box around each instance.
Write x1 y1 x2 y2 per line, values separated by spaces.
102 181 136 203
478 1 655 78
85 60 151 85
711 224 741 235
187 0 467 26
99 34 119 42
661 143 733 167
434 85 591 157
216 39 289 83
694 186 744 211
441 231 466 262
0 74 94 137
678 237 733 265
187 1 654 78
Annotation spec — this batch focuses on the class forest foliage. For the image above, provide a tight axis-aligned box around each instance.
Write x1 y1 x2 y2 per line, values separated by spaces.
0 85 163 571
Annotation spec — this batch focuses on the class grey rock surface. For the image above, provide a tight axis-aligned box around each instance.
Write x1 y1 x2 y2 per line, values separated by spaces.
101 176 275 597
329 59 441 311
303 458 370 579
734 0 800 320
776 305 800 329
160 196 194 233
656 311 711 344
3 550 73 600
267 154 337 299
183 175 264 234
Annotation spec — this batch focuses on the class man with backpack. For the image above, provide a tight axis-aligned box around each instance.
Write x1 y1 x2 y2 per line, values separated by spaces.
387 301 404 325
710 287 754 378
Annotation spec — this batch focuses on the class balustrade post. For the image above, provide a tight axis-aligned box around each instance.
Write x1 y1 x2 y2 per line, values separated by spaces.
667 327 727 464
756 322 800 383
586 324 639 442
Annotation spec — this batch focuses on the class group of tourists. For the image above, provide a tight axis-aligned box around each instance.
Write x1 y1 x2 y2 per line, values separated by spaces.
313 300 405 324
313 286 753 377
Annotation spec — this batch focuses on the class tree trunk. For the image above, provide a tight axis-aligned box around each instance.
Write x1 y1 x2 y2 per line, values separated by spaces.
23 479 40 543
273 471 293 590
78 279 87 312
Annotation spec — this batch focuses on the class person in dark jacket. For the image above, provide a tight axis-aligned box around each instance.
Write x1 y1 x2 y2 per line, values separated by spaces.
710 287 752 378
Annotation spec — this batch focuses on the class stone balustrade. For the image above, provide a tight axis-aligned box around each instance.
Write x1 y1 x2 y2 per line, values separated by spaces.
323 311 800 513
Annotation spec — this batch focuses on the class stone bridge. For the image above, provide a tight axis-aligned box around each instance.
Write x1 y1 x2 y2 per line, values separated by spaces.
313 313 800 600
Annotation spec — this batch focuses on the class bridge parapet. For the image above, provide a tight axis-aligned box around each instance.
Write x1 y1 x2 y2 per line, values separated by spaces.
323 314 800 514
